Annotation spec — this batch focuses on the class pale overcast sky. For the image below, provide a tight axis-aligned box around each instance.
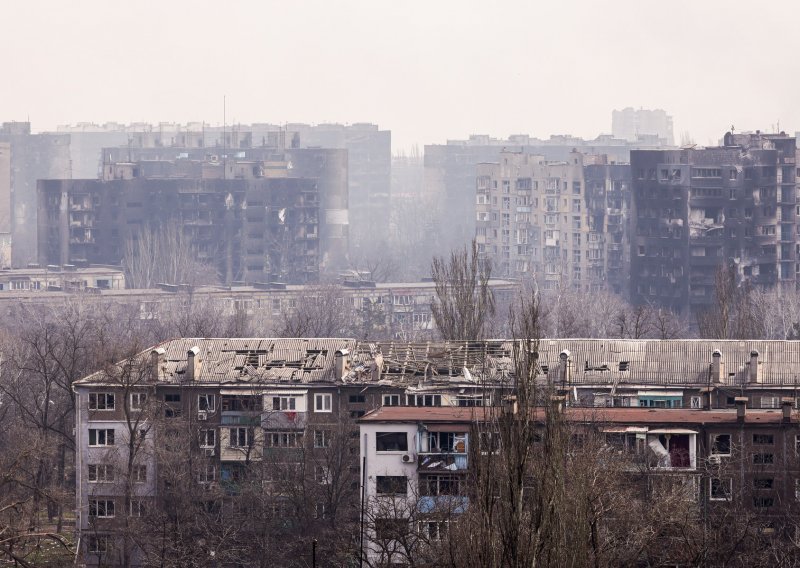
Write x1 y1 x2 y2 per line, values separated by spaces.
2 0 798 151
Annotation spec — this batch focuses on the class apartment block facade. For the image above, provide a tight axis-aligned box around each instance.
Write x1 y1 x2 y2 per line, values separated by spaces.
476 151 631 293
359 404 800 564
73 337 800 564
36 148 348 283
630 131 798 312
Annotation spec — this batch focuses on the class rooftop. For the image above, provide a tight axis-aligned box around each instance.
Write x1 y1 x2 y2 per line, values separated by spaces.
74 338 800 388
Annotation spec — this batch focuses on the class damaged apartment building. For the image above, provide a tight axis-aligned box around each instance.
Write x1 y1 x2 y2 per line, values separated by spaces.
74 337 800 565
37 145 349 284
476 150 631 294
630 131 798 312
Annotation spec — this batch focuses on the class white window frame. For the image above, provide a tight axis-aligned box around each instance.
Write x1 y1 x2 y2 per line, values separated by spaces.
129 500 145 517
89 499 116 518
89 428 115 447
710 433 731 457
690 396 702 409
88 464 114 483
199 429 216 449
709 478 732 501
314 429 330 448
314 393 332 413
272 396 297 411
132 464 147 483
266 431 302 448
129 392 147 411
383 394 401 406
198 394 216 412
229 427 252 448
89 392 115 411
198 464 216 483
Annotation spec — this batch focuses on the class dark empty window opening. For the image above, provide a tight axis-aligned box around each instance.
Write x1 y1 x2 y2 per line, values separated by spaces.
376 476 408 495
376 432 408 452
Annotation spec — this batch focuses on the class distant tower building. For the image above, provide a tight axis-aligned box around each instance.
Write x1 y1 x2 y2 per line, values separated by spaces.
630 131 797 313
612 108 674 146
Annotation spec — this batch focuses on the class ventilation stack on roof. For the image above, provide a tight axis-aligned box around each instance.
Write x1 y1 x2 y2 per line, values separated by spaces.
187 346 201 381
782 398 794 423
150 347 166 381
748 350 761 384
335 349 350 380
711 349 724 383
558 350 572 386
735 397 748 422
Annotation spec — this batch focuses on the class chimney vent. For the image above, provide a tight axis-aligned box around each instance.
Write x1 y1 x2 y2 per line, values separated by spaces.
782 397 794 423
748 350 761 384
711 350 724 383
334 349 350 380
187 346 201 381
150 347 166 381
734 396 748 421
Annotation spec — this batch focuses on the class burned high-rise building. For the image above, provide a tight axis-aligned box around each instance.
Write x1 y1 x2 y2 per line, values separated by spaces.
475 151 631 293
37 150 339 284
630 131 798 313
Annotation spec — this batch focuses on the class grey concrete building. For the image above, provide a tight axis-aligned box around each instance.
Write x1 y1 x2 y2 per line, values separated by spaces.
425 133 667 253
38 157 324 284
630 131 798 312
475 151 631 294
0 122 72 266
57 122 391 251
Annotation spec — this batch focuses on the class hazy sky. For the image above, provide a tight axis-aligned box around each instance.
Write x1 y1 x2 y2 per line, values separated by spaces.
3 0 799 151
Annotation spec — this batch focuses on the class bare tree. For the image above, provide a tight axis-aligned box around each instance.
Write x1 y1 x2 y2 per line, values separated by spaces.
274 284 355 338
698 262 763 339
123 222 218 289
430 240 495 340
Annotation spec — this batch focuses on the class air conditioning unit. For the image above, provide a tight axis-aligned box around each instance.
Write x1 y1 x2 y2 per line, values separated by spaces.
203 448 215 457
197 411 208 421
709 455 722 464
401 454 415 463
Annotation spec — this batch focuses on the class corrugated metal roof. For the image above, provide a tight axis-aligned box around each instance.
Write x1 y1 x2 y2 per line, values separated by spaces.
75 338 800 389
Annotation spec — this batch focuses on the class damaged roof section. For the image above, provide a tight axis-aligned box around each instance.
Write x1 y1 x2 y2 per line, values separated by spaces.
78 338 800 388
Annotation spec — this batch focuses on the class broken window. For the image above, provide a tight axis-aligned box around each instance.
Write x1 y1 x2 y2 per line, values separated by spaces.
753 453 774 465
376 432 408 452
753 434 775 445
710 434 731 456
375 518 408 541
753 478 774 490
89 499 116 518
198 394 216 412
753 496 774 508
376 476 408 495
199 429 216 448
164 393 181 418
709 478 732 501
422 474 461 496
